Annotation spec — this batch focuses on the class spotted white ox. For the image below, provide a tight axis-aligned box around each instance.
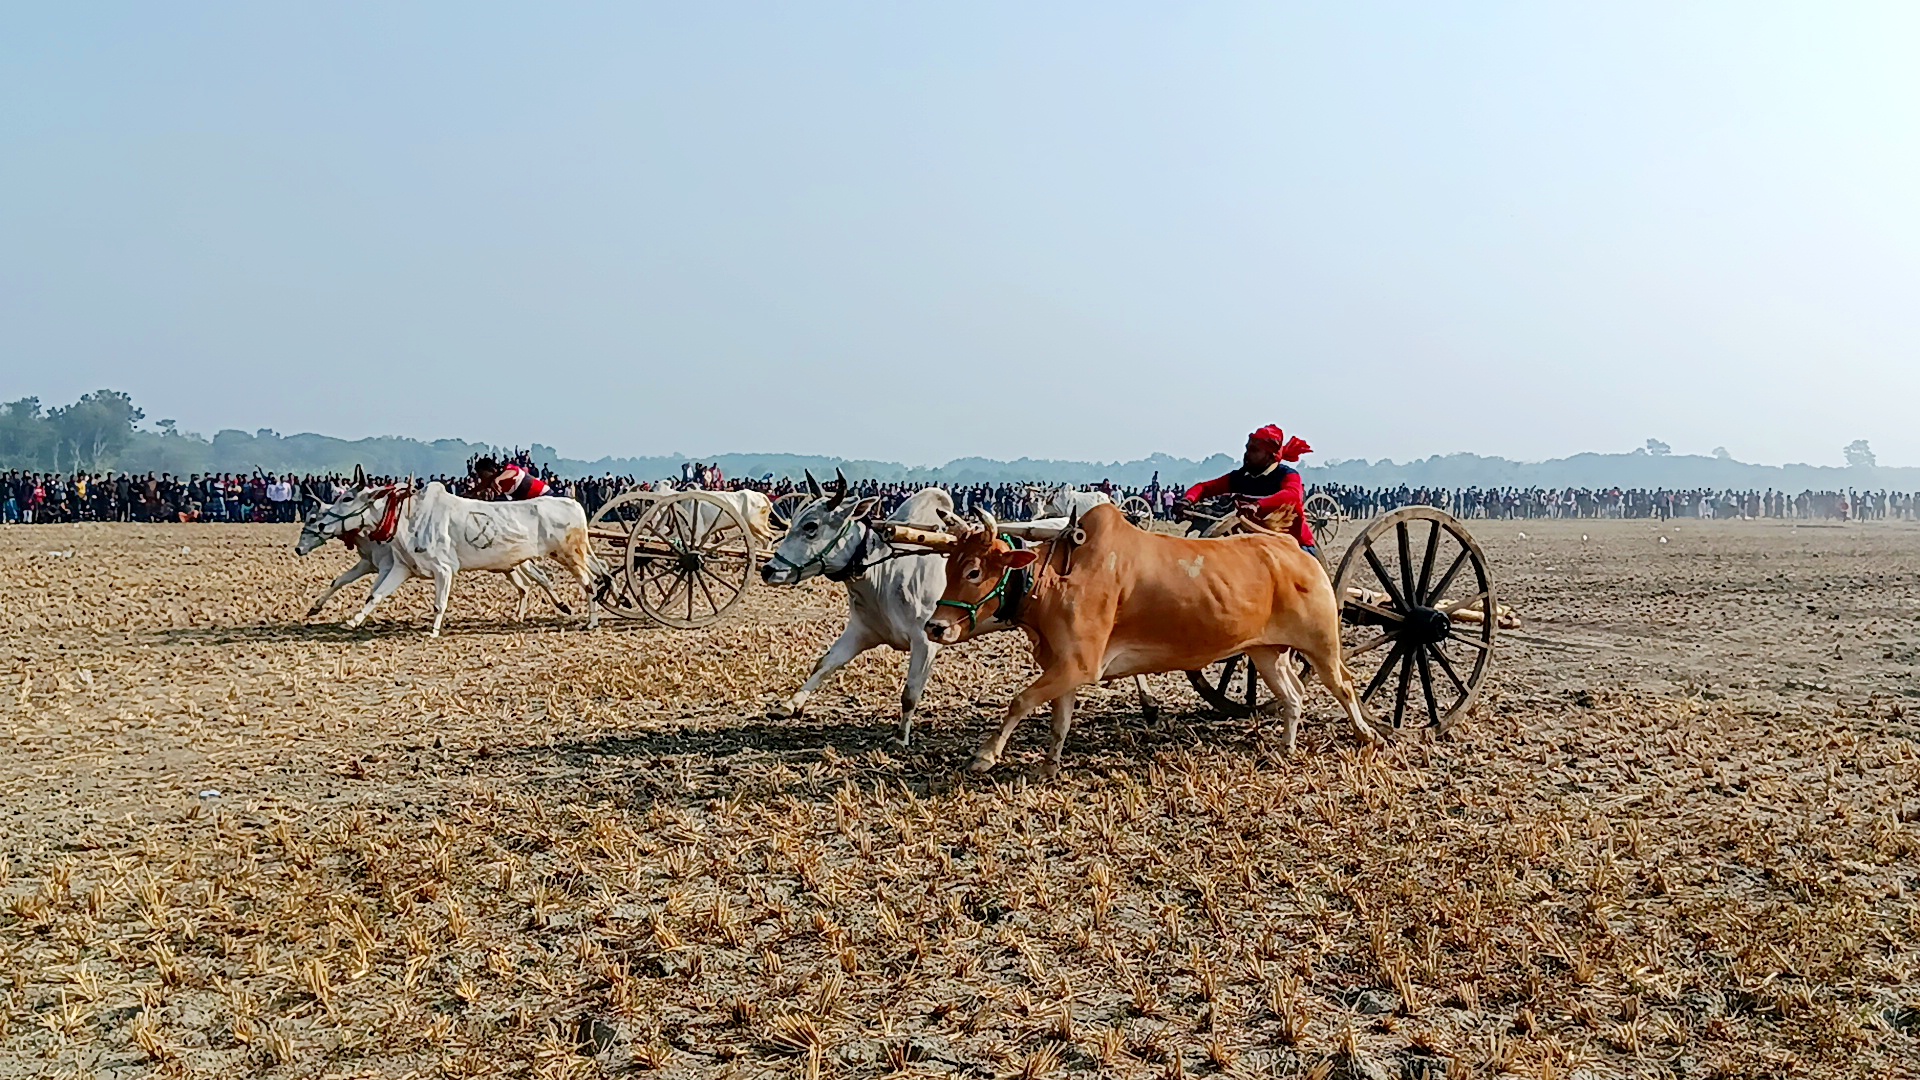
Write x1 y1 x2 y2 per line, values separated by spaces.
295 482 603 635
297 488 572 621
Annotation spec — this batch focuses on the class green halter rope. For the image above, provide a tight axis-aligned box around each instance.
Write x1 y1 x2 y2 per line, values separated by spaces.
935 535 1028 630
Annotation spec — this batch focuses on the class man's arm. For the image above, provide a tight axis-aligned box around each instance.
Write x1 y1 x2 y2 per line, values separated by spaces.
1183 474 1234 503
1252 471 1304 516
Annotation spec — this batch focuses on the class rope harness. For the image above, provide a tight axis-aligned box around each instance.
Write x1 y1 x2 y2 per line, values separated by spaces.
317 486 409 549
767 515 942 584
934 535 1037 630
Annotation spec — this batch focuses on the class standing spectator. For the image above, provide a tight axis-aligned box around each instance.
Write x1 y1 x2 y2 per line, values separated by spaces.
266 474 292 522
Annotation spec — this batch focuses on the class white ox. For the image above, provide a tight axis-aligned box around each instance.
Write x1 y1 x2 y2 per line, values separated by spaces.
1025 484 1114 520
665 488 777 550
761 471 1156 746
297 489 573 622
294 482 603 635
760 473 952 746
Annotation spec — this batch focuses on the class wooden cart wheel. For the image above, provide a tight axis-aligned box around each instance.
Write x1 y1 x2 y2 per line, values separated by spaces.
770 491 813 532
586 490 661 620
1187 654 1273 719
1332 507 1495 735
629 491 758 629
1304 492 1345 547
1120 495 1155 526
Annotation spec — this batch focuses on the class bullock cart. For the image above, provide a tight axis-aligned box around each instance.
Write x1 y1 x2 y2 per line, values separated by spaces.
874 497 1504 737
1182 503 1503 735
585 489 761 628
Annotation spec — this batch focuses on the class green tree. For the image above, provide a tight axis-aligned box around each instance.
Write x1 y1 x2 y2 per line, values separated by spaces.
1645 438 1671 457
1843 439 1875 468
0 397 50 468
47 390 143 471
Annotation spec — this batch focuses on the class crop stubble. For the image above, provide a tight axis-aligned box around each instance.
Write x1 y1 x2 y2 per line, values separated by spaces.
1 520 1917 1078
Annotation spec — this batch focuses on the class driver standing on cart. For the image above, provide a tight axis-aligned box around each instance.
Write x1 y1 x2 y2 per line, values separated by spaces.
1180 424 1317 556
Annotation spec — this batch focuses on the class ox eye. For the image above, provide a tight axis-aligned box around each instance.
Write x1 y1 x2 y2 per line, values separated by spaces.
965 567 982 581
803 522 817 534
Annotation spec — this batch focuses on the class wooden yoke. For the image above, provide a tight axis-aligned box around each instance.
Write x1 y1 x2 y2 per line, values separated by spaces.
869 522 961 550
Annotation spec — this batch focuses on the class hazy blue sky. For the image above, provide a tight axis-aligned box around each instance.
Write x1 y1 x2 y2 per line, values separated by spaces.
4 4 1916 466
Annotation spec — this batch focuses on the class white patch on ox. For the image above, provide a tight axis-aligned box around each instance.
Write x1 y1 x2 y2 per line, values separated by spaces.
1107 551 1118 572
1177 555 1205 578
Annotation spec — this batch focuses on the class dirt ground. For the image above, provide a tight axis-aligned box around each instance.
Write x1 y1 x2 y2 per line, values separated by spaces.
1 518 1916 1079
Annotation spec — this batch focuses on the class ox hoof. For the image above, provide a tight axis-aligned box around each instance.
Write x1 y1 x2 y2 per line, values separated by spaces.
1038 760 1061 780
966 754 997 775
885 735 911 752
554 602 573 616
768 702 800 721
1140 702 1160 724
305 606 323 618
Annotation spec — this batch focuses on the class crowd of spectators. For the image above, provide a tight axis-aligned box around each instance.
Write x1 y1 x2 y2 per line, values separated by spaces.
6 458 1918 525
2 470 321 524
1313 484 1918 521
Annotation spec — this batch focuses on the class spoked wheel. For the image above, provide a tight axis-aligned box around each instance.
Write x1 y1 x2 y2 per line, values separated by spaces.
587 491 663 620
1187 655 1265 719
1304 492 1346 548
1121 495 1155 527
770 492 813 532
629 492 758 629
1333 507 1495 735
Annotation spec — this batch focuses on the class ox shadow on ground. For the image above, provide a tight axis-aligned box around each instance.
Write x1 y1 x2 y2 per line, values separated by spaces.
489 702 1283 811
148 616 630 647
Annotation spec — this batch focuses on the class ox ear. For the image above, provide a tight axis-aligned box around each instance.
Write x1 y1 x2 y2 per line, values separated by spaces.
850 496 881 520
804 470 823 498
1001 549 1039 570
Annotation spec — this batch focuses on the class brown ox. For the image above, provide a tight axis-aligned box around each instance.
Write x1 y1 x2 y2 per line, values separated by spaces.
923 503 1382 775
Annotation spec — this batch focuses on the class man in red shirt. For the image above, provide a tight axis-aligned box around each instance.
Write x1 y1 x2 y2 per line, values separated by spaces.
1182 424 1317 554
471 457 550 500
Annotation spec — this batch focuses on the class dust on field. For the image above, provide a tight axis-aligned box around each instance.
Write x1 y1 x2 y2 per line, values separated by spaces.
1 520 1916 1079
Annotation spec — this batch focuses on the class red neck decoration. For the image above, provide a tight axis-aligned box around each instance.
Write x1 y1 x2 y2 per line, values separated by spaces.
365 487 412 544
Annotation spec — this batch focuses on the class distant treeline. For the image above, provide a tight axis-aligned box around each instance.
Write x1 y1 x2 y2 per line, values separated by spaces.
4 389 1915 490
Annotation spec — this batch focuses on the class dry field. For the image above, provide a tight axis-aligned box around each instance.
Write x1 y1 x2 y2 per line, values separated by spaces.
2 518 1917 1080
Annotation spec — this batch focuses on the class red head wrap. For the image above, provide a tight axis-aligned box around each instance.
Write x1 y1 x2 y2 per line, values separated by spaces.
1248 425 1312 462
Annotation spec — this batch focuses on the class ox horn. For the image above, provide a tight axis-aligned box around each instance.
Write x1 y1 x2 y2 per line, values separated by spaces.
353 464 367 488
827 467 848 508
975 506 998 536
804 469 824 499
